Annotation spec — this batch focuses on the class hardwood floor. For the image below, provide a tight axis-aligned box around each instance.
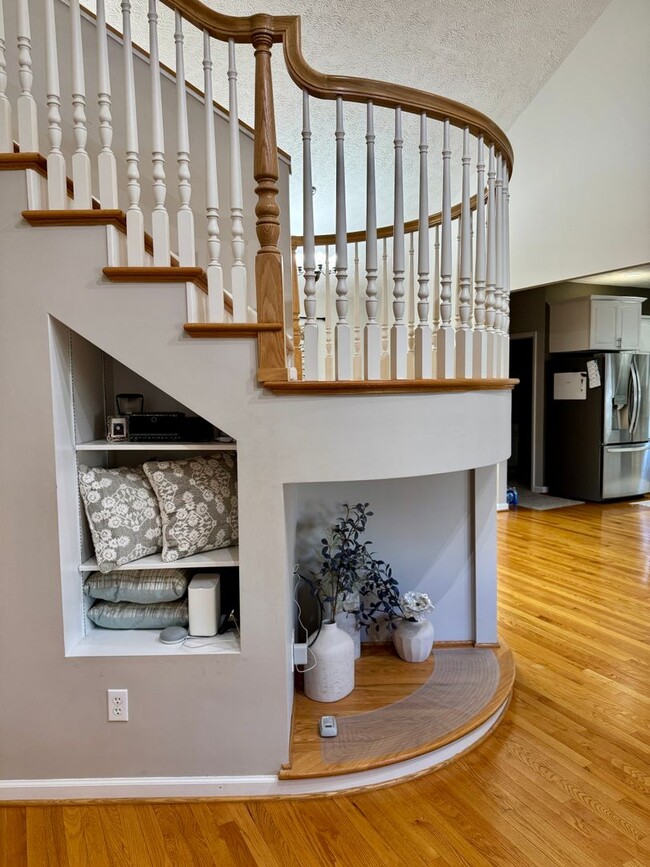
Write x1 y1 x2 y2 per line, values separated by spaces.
2 501 649 866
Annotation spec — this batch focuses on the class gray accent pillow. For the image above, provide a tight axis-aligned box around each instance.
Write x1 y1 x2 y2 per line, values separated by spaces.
78 465 162 573
87 599 188 629
83 569 188 603
143 455 238 563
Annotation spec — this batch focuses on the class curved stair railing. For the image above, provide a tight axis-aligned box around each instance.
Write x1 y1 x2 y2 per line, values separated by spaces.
0 0 514 388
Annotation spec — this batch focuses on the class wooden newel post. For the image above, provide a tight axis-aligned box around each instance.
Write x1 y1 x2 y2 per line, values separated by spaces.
252 20 288 383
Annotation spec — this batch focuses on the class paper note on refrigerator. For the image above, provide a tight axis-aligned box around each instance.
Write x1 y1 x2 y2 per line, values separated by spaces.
586 360 601 389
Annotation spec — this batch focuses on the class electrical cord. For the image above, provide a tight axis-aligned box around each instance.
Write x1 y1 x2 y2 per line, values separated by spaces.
293 577 319 672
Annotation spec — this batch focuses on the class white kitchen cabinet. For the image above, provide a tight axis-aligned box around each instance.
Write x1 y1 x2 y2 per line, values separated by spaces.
549 295 644 353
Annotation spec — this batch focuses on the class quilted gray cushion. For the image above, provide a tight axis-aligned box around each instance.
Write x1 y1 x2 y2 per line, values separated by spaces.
87 599 188 629
83 569 188 603
143 455 238 563
78 465 162 573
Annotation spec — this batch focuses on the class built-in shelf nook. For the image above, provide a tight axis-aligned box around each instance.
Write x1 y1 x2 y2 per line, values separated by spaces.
49 318 240 658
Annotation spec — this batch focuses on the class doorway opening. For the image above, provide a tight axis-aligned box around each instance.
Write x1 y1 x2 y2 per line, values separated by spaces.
509 335 535 490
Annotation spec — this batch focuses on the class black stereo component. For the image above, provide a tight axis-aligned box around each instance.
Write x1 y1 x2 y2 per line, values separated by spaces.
127 412 184 442
126 412 215 443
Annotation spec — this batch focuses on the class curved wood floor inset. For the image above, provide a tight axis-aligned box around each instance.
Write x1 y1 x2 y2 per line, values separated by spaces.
282 643 514 779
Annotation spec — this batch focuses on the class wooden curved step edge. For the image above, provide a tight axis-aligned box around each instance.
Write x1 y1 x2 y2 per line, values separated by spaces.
184 322 284 337
265 378 518 395
279 642 515 781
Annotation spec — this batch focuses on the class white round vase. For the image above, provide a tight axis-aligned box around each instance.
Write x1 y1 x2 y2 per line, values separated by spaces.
304 622 355 702
335 611 361 659
393 619 434 663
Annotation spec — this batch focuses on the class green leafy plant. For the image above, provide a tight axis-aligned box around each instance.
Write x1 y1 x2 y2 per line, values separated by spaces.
297 503 395 621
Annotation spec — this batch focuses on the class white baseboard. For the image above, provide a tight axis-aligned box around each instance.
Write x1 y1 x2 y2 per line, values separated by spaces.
497 502 510 512
0 701 508 801
532 485 549 494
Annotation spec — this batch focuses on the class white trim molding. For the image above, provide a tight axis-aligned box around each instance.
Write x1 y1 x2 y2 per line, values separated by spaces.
0 701 508 801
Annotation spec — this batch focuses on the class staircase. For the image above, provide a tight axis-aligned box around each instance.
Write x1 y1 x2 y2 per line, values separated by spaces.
0 0 515 798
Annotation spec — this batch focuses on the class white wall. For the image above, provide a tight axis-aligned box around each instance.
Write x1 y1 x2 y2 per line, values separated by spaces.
508 0 650 290
292 474 474 643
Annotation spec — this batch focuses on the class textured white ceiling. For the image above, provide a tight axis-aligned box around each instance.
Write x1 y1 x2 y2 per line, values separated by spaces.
102 0 612 233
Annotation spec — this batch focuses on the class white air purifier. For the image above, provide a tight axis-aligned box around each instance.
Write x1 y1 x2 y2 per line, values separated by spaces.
188 574 221 637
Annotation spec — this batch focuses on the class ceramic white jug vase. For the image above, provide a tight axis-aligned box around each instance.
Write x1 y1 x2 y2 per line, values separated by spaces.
393 619 434 663
335 611 361 659
304 621 355 702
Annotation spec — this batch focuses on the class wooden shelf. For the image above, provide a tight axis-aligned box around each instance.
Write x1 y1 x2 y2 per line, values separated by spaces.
79 547 239 572
69 626 240 657
75 439 235 452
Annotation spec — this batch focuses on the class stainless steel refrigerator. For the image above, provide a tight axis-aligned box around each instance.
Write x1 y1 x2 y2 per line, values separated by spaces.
547 352 650 501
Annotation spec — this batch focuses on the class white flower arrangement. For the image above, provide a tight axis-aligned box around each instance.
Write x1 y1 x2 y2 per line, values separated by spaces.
399 591 435 622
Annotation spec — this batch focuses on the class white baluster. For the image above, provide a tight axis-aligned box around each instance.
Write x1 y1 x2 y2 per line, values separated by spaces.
228 39 247 321
324 244 334 380
174 13 195 269
122 1 144 265
456 127 473 378
301 91 318 378
16 0 38 151
502 166 511 378
414 113 432 379
16 0 40 206
69 0 92 208
390 107 407 379
364 101 380 380
96 0 120 264
334 97 351 380
473 136 488 378
96 0 118 209
203 30 223 321
494 153 504 376
432 224 440 377
44 0 66 209
147 0 170 263
353 241 362 379
485 145 497 376
437 119 455 378
380 237 390 379
407 231 416 379
0 0 13 152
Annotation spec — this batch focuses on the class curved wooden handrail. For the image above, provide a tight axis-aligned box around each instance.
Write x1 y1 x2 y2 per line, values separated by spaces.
290 194 483 249
162 0 513 172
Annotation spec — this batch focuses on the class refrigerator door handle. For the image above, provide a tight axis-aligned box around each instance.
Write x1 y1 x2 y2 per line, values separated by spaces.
605 444 650 453
630 359 641 437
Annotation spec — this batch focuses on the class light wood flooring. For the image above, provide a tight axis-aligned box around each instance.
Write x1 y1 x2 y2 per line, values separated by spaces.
2 500 649 866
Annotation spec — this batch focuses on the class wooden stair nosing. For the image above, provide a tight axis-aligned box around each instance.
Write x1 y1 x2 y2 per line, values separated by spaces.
22 209 126 230
183 322 284 338
104 266 208 293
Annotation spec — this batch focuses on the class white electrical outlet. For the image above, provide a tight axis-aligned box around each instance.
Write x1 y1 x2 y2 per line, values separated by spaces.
107 689 129 722
293 643 308 666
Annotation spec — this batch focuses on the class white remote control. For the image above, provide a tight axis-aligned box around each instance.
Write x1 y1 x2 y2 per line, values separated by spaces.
319 715 338 738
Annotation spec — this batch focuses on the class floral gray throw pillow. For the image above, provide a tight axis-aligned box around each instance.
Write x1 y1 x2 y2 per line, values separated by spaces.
143 455 238 562
78 465 162 572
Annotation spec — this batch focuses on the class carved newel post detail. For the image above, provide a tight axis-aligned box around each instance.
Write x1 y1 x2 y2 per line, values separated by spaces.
252 20 288 383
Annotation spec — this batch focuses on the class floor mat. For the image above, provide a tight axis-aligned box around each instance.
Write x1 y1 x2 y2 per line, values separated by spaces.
321 648 500 764
514 489 584 510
